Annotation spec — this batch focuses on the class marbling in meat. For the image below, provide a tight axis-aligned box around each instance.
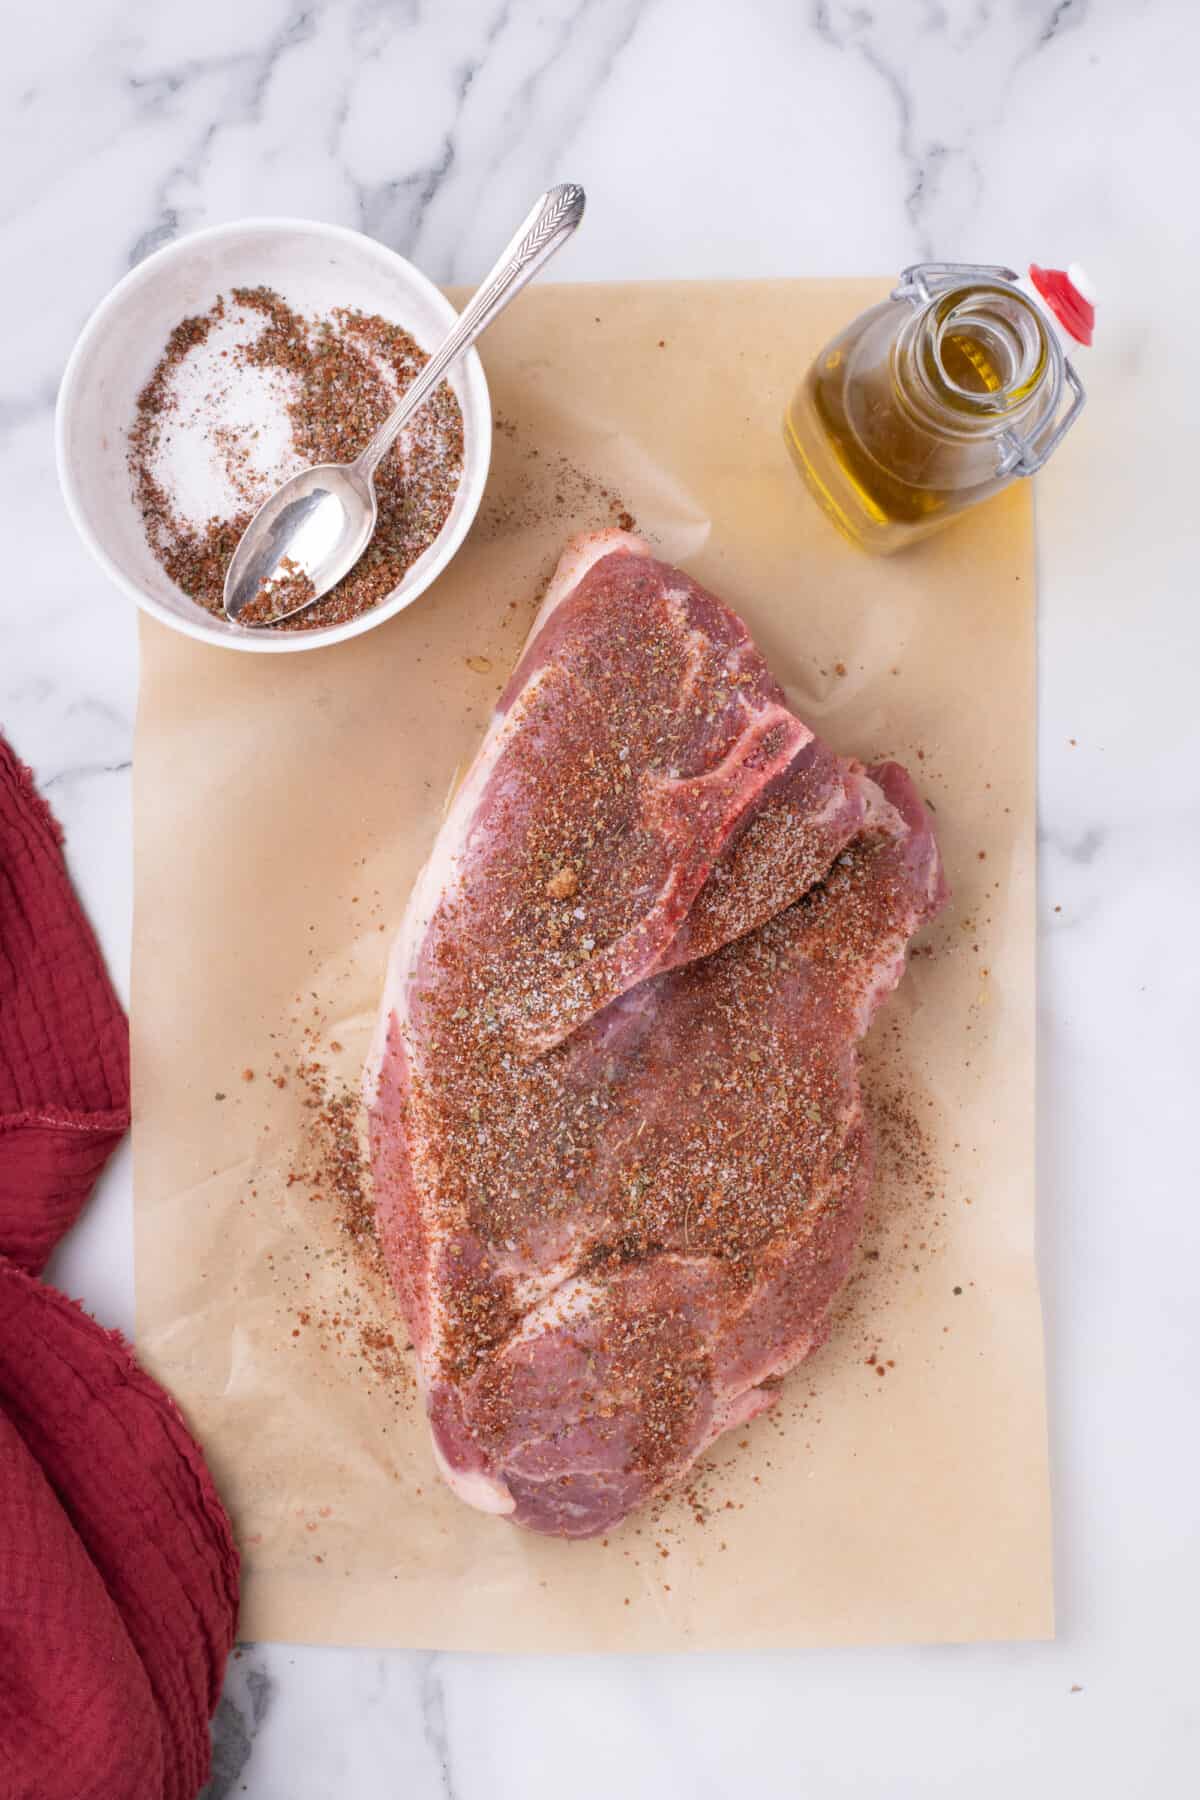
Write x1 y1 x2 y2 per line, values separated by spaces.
366 530 946 1536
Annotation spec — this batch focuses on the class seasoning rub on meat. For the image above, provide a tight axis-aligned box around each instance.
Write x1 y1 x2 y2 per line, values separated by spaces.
366 530 947 1537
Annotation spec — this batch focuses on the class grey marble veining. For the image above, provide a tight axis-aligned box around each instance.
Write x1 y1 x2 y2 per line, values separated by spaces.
3 1 1198 1795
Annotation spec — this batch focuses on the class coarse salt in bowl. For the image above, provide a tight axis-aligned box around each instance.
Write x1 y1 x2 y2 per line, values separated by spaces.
55 218 492 654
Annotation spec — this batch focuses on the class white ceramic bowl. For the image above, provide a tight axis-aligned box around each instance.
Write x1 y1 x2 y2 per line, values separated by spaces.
55 218 491 654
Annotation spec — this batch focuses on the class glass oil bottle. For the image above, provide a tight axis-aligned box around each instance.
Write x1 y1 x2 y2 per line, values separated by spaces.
785 262 1093 554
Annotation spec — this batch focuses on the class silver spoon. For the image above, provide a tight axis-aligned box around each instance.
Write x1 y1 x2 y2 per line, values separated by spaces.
223 183 586 627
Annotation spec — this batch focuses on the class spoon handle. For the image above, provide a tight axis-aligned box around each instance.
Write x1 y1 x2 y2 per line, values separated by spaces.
355 183 586 481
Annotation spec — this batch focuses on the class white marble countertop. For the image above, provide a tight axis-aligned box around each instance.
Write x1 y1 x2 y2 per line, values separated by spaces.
4 2 1198 1794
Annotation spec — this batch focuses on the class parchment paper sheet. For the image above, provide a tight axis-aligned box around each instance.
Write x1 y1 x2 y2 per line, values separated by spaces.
133 280 1051 1650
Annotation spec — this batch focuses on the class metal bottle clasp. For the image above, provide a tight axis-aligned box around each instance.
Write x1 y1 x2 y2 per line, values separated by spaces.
892 260 1087 478
893 261 1022 305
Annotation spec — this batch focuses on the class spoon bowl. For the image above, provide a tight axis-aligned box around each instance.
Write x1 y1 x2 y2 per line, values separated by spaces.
224 465 377 623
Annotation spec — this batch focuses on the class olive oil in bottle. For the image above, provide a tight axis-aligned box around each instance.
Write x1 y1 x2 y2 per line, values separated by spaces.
785 262 1093 554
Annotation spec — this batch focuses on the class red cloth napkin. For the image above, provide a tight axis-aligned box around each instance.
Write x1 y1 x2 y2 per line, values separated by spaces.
0 740 239 1800
0 747 129 1274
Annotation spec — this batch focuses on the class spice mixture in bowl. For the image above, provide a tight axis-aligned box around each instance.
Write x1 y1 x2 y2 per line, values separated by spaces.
56 219 491 653
129 289 464 632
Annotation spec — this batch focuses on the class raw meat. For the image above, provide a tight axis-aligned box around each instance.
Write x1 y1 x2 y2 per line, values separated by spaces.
366 531 946 1537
